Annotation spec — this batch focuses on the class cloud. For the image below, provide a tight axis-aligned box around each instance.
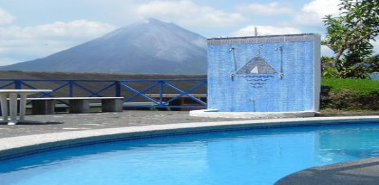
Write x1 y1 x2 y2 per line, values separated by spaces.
0 8 15 25
294 0 340 26
0 20 117 39
0 20 117 66
131 0 246 27
232 25 301 37
321 45 334 56
302 0 340 17
237 2 293 16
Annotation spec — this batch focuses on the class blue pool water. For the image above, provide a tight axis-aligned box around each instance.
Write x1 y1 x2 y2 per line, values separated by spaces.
1 122 379 185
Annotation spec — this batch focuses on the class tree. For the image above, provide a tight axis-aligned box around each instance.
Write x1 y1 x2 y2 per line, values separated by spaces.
322 0 379 78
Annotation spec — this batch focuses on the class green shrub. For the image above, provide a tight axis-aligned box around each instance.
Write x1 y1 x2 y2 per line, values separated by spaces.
321 78 379 110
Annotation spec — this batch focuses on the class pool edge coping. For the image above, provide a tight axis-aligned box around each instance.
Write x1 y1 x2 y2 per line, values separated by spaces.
275 156 379 185
1 116 379 160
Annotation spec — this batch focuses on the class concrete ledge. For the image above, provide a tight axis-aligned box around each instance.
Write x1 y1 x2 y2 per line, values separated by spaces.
1 116 379 160
29 97 124 114
189 109 316 118
102 99 123 112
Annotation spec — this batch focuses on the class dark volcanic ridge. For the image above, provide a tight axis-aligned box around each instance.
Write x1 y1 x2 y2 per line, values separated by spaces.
0 70 206 80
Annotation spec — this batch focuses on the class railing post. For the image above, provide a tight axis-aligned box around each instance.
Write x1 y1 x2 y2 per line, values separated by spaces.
15 80 22 89
159 80 164 105
69 80 74 97
115 81 121 97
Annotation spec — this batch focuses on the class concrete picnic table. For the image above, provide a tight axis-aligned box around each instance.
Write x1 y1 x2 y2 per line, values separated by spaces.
0 89 52 125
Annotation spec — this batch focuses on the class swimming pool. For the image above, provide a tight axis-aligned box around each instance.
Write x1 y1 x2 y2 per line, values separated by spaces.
1 120 379 185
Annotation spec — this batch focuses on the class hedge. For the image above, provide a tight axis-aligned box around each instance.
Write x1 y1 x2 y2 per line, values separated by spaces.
321 78 379 110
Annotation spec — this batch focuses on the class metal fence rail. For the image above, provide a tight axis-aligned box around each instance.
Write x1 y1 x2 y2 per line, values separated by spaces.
0 78 207 109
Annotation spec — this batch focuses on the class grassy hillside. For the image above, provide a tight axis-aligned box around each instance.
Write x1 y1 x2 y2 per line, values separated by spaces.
322 78 379 96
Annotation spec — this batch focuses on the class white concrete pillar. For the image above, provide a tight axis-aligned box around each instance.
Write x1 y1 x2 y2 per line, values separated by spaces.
8 93 18 125
0 94 8 121
19 94 28 121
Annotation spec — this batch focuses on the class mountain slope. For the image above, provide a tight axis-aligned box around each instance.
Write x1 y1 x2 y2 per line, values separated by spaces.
0 19 207 74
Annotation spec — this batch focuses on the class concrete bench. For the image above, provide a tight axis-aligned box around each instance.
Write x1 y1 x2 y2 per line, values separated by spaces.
28 97 124 114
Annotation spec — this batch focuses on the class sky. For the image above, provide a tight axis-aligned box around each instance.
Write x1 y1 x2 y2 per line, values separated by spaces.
0 0 377 66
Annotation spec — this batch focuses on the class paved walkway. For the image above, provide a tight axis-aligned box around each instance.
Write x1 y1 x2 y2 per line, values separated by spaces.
0 111 251 138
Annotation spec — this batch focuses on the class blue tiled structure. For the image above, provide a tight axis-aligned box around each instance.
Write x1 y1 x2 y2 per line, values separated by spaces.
207 34 321 112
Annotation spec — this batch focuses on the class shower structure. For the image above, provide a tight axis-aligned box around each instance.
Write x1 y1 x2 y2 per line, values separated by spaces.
191 34 321 118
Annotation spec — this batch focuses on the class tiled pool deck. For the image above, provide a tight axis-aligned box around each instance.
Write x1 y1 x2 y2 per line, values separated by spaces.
0 111 253 138
1 111 379 185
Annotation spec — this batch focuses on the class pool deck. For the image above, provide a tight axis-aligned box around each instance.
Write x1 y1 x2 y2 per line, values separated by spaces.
1 111 379 185
0 111 253 138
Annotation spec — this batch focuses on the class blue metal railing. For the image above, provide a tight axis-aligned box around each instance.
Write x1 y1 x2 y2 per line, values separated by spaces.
0 78 207 109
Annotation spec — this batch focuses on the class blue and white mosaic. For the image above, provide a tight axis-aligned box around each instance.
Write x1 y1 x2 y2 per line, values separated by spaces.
207 34 321 112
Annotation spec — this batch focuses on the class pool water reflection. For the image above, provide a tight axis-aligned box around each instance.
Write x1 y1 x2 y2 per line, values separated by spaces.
1 122 379 185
